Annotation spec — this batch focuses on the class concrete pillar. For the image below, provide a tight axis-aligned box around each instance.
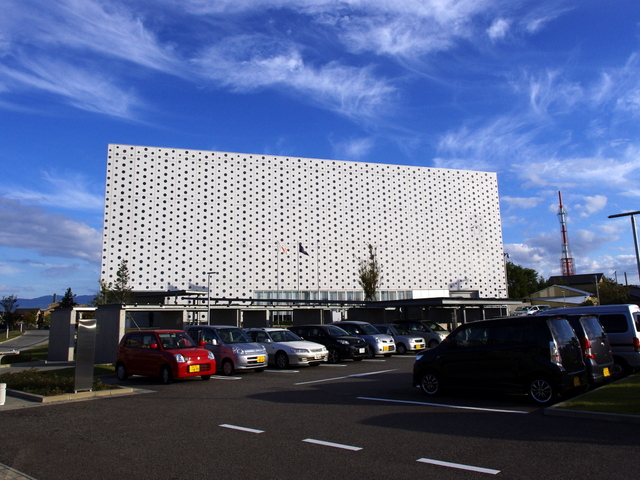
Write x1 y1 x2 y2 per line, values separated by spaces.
94 305 126 365
48 308 76 361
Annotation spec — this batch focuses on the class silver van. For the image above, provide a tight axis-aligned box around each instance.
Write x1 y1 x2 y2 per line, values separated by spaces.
544 304 640 375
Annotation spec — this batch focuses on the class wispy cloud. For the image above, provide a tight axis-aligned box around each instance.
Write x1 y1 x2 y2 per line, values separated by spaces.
194 35 396 119
501 196 545 210
2 171 104 211
574 194 607 218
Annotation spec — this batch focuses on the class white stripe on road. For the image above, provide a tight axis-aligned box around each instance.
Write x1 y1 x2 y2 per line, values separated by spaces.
219 424 264 434
357 396 529 414
212 375 243 380
303 439 362 451
265 369 300 373
417 458 500 475
294 369 397 385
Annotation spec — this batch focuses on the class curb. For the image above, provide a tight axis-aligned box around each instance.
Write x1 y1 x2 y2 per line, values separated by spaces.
7 386 135 403
544 405 640 424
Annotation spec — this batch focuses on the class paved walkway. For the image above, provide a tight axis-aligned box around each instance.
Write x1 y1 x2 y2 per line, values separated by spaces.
0 463 38 480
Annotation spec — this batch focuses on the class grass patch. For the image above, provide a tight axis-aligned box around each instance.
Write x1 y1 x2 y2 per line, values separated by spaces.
0 365 118 396
1 330 24 342
557 374 640 416
1 345 49 364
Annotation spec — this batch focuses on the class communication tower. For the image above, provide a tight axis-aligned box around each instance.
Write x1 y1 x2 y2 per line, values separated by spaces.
557 191 575 276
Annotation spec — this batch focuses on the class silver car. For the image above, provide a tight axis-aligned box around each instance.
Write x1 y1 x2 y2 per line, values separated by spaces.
331 321 395 358
245 328 329 368
186 325 267 375
376 324 426 354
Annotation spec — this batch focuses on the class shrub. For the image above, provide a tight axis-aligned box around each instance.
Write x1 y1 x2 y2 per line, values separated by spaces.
0 368 115 396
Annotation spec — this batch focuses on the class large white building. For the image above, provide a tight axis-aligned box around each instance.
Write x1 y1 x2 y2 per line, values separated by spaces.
101 144 507 302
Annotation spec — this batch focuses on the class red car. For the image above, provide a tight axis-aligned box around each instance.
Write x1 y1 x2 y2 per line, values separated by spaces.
116 330 216 384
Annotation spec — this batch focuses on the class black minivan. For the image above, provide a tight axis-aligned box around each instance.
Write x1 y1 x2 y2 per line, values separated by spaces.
412 315 588 404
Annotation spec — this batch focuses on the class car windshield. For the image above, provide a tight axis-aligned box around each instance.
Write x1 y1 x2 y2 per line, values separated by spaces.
270 330 302 342
360 323 381 334
392 325 411 335
424 321 449 333
157 332 196 350
326 325 349 336
218 328 252 344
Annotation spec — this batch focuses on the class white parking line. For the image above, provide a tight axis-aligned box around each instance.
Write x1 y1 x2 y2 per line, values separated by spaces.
219 424 265 434
357 396 529 414
319 364 347 367
303 439 362 451
294 369 397 385
212 375 243 380
265 369 300 373
417 458 500 475
363 359 386 362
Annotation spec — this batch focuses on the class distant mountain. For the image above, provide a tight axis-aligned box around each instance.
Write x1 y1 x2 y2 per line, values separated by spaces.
16 295 95 310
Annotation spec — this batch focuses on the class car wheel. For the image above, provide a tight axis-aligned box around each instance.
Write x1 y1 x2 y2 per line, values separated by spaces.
428 339 439 348
396 343 407 355
116 363 128 381
420 371 441 395
612 357 630 377
160 366 173 385
366 346 376 359
528 377 556 405
201 375 211 381
327 348 340 364
221 359 235 376
275 351 289 369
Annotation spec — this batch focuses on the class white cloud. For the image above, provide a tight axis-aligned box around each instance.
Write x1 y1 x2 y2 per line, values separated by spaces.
501 196 544 210
0 197 101 263
574 194 607 218
331 136 376 160
487 18 510 41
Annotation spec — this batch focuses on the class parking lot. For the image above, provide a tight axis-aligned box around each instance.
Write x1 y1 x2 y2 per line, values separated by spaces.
1 354 639 480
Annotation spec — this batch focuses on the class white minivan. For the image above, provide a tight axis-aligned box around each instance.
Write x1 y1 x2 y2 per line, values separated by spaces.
544 304 640 375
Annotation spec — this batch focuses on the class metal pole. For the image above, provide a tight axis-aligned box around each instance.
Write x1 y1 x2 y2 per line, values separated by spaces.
631 215 640 283
206 271 218 326
608 211 640 285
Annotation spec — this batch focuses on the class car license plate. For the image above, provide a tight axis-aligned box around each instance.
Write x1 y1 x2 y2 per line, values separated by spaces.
257 356 266 363
573 376 581 387
315 354 323 359
416 344 424 349
188 365 200 373
603 367 610 377
359 348 365 353
383 346 389 352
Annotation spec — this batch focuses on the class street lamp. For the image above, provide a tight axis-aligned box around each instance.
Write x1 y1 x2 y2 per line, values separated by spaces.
206 271 219 325
608 211 640 284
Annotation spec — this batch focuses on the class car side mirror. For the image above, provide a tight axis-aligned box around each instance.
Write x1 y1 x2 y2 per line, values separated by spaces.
150 343 159 349
199 340 206 347
210 339 218 346
264 339 272 343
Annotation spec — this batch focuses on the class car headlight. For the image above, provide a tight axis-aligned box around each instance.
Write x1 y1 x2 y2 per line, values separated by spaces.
337 339 349 345
173 353 187 363
374 336 382 343
207 351 215 361
231 347 245 354
293 348 309 354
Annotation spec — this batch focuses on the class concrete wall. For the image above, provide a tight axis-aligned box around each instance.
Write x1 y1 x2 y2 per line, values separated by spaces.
243 310 269 328
210 309 240 326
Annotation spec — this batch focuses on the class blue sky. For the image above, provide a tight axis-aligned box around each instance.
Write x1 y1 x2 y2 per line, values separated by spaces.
1 0 640 300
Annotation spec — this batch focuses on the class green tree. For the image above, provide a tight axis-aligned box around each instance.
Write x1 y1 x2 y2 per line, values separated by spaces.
357 244 382 301
57 287 78 309
506 262 545 299
597 276 630 305
1 295 18 329
92 260 134 305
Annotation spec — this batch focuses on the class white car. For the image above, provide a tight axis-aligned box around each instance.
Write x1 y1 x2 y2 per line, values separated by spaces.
513 305 551 316
245 328 329 368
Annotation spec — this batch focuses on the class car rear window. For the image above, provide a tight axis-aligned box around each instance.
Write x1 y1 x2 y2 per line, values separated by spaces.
579 316 605 341
547 318 578 345
598 314 628 333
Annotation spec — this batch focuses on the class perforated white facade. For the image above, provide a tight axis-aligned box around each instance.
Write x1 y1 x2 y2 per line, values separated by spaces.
102 144 507 299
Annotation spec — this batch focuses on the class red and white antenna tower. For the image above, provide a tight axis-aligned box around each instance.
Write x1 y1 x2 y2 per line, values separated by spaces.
557 191 575 276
